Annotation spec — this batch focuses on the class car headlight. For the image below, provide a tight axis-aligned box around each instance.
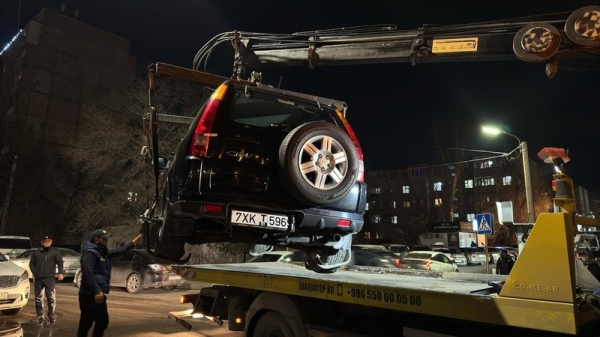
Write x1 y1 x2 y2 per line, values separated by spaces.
18 271 28 284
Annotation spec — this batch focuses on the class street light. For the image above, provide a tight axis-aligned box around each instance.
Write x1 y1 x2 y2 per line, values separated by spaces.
482 126 535 224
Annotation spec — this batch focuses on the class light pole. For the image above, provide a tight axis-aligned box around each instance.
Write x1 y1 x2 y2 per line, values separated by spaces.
482 126 535 224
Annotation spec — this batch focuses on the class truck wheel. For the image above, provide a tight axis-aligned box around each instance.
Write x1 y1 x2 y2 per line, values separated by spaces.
154 203 187 263
253 311 295 337
279 122 358 205
126 273 142 294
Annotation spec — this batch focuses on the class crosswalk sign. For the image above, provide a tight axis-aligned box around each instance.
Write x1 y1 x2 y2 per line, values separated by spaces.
476 213 493 235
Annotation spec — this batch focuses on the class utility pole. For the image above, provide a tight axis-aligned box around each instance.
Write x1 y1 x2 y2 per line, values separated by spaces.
521 141 535 224
0 155 18 234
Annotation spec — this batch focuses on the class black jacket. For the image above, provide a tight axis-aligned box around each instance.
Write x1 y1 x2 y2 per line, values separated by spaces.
29 246 64 279
79 241 134 296
496 255 515 275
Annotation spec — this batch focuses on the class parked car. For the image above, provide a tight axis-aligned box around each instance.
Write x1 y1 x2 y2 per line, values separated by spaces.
384 244 410 257
447 247 468 266
398 251 459 272
247 250 306 263
432 248 453 260
489 246 519 263
143 80 366 273
11 247 81 280
351 244 388 250
0 252 30 315
0 236 33 260
460 247 487 265
407 245 430 252
74 249 185 294
348 249 399 268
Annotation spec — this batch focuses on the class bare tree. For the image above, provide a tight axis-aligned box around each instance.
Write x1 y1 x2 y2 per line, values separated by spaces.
63 74 206 234
431 109 475 222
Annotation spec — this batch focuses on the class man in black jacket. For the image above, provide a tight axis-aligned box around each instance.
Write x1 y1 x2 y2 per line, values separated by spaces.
495 249 515 275
77 229 141 337
29 235 64 324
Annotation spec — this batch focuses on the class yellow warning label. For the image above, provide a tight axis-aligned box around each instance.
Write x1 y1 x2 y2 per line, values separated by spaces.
432 37 478 53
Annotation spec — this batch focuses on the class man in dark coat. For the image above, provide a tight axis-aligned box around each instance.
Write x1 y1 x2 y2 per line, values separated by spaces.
29 235 64 324
77 229 141 337
495 249 515 275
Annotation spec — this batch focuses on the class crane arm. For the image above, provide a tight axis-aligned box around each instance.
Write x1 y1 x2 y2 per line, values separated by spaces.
192 6 600 79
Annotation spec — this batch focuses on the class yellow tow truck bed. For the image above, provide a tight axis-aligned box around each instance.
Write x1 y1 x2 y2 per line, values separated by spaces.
173 211 600 335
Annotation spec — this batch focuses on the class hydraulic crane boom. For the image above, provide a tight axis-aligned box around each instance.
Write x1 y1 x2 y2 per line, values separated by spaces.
192 6 600 80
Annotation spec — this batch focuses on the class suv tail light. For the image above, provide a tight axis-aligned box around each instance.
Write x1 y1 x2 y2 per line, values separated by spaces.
190 83 229 157
335 110 364 183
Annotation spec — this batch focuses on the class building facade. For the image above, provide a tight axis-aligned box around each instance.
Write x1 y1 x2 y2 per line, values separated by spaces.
362 155 563 246
0 8 136 244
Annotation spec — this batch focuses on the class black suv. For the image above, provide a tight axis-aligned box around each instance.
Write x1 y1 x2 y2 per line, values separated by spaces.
143 77 367 273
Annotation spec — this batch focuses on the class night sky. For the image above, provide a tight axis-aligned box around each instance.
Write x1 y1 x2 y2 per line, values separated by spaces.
2 0 599 192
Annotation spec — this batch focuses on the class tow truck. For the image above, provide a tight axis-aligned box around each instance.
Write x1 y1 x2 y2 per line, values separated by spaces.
141 5 600 336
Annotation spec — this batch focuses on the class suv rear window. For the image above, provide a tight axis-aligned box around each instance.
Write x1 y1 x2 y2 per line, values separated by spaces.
229 90 333 129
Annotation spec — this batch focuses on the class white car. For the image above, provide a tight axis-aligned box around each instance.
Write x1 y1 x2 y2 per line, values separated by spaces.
11 247 81 280
0 236 33 260
398 251 460 272
0 252 30 315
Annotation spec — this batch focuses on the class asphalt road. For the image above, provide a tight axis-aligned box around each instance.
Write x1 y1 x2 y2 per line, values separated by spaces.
8 280 239 337
7 264 494 337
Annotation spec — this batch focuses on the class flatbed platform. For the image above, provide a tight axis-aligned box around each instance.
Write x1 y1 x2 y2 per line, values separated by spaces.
172 213 600 335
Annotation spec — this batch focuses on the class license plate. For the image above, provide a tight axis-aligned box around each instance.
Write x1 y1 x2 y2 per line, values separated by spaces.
0 293 7 300
231 210 289 230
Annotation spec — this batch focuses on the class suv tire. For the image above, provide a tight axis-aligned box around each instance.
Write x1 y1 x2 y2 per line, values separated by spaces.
279 122 358 205
154 203 187 262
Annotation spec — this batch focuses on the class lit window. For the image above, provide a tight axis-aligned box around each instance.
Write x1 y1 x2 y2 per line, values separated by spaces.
390 201 396 209
453 213 459 218
435 198 442 206
391 216 398 224
433 182 442 191
467 213 475 221
503 176 512 185
370 215 381 223
412 168 423 176
403 201 410 208
475 176 495 187
403 185 410 194
371 187 381 194
364 232 371 240
479 160 494 169
464 179 473 188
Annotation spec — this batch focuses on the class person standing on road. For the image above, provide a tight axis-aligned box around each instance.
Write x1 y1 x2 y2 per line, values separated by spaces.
29 235 64 324
77 229 142 337
495 249 515 275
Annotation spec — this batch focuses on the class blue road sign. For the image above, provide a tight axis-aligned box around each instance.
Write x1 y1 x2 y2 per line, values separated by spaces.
476 213 493 235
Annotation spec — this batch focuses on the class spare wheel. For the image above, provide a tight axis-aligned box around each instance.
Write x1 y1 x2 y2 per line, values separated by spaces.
279 122 358 205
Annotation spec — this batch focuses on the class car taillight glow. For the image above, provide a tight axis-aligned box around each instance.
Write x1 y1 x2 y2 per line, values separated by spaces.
190 83 228 157
335 109 364 183
204 204 223 213
394 258 401 267
337 219 351 227
149 264 166 271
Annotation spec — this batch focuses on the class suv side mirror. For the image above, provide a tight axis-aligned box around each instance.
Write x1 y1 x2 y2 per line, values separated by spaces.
151 157 171 169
